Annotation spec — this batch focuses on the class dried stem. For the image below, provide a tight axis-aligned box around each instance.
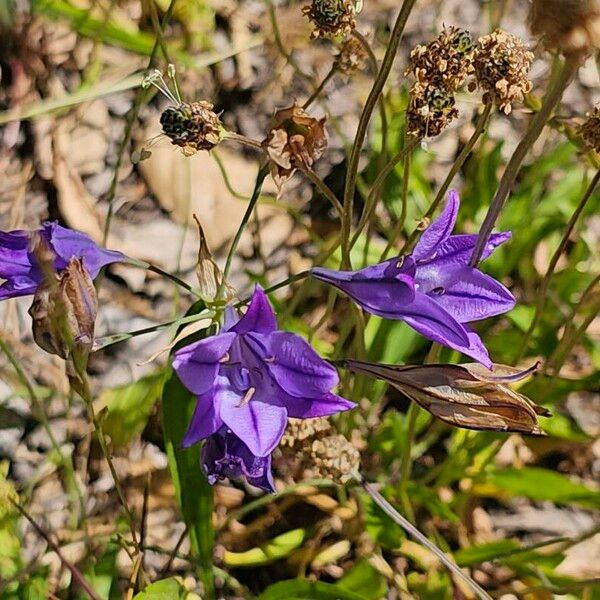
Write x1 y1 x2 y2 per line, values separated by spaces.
303 67 337 109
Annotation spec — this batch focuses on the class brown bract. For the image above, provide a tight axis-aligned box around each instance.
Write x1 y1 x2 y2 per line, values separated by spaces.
302 0 356 39
472 30 534 115
530 0 600 55
262 105 328 191
406 84 459 138
579 104 600 152
334 36 368 75
345 360 549 435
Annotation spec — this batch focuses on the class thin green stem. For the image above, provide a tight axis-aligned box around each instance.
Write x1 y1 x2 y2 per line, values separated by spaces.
303 67 336 109
515 168 600 362
341 0 418 268
303 167 344 219
470 53 582 267
398 402 418 521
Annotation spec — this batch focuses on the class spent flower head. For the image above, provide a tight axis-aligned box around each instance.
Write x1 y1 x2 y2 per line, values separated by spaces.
579 104 600 153
471 29 534 115
406 84 459 138
302 0 357 39
334 35 368 75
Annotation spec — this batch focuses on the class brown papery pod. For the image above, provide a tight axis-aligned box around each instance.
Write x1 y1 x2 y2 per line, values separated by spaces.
344 359 549 435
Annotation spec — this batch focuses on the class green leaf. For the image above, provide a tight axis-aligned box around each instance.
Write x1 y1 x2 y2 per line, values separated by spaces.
133 577 187 599
258 580 366 600
359 489 405 550
99 371 165 449
454 540 521 567
222 528 306 567
474 467 600 509
339 558 388 600
78 543 119 600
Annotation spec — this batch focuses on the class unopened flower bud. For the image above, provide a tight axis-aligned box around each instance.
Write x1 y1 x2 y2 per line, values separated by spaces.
529 0 600 55
344 359 549 435
29 258 98 360
471 30 534 115
579 104 600 152
262 104 328 191
302 0 356 39
160 101 223 155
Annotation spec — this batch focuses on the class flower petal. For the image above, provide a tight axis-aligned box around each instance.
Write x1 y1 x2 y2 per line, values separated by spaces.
0 230 34 279
0 275 40 299
412 191 459 261
311 258 415 317
220 399 287 457
253 331 339 399
286 393 357 418
426 232 511 267
172 332 236 395
181 389 223 448
42 222 126 278
420 266 515 322
231 285 277 334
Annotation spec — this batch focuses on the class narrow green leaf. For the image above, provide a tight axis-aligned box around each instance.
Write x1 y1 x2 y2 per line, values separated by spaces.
339 558 388 600
222 529 306 567
258 580 366 600
454 540 521 567
133 577 187 599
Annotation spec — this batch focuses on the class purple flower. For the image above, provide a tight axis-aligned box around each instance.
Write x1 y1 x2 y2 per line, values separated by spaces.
0 222 125 300
202 428 275 492
311 192 514 367
173 286 355 487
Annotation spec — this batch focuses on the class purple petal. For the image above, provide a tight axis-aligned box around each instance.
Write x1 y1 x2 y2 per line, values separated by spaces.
42 222 126 278
400 292 472 348
220 399 287 457
311 257 416 317
0 276 40 300
461 328 492 368
230 285 277 334
0 230 34 279
252 331 339 399
412 191 459 261
417 266 515 322
226 434 275 492
425 232 511 267
173 332 236 395
181 390 223 448
286 393 357 418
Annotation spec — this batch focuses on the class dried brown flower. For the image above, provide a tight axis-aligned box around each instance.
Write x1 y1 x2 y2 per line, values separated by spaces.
309 434 360 483
472 30 534 115
160 101 223 155
344 359 549 435
407 26 475 92
302 0 356 39
579 104 600 152
334 36 368 74
262 104 328 190
406 83 459 138
530 0 600 55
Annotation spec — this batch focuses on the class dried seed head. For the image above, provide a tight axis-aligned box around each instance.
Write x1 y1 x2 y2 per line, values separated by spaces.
472 29 534 115
579 105 600 152
529 0 600 55
309 434 360 484
160 101 223 154
407 26 475 92
29 258 98 360
262 104 328 191
302 0 356 39
406 84 459 138
334 35 368 75
280 417 332 447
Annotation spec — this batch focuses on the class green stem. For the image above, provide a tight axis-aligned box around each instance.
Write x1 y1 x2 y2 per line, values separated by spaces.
515 168 600 362
341 0 418 268
303 167 344 219
303 67 336 109
127 258 200 296
470 53 582 267
398 403 418 521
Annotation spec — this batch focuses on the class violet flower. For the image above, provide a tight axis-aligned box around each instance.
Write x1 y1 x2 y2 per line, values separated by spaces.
311 192 514 367
0 222 125 300
173 286 355 488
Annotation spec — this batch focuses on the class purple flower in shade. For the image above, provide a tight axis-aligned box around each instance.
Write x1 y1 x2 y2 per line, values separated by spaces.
0 222 125 300
173 286 355 488
311 191 515 368
202 428 275 492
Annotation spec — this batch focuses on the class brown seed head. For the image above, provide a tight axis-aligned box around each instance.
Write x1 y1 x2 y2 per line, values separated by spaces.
472 29 534 115
529 0 600 55
160 101 223 154
262 104 328 191
407 83 459 138
579 105 600 152
334 35 368 75
407 26 475 92
309 434 360 484
302 0 356 39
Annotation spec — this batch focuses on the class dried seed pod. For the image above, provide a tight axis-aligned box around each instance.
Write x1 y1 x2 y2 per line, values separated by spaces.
529 0 600 55
334 35 368 75
302 0 356 39
29 258 98 360
262 104 328 190
160 101 223 154
406 84 459 138
344 359 549 435
407 26 475 92
579 104 600 152
472 30 534 115
309 434 360 484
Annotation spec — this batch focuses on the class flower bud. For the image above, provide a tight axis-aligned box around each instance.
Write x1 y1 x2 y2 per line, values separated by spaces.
262 104 328 190
302 0 356 39
29 258 98 360
344 359 549 435
160 101 223 155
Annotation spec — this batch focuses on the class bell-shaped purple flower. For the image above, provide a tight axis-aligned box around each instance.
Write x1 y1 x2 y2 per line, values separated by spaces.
173 286 355 477
0 222 125 300
202 428 275 492
311 191 515 368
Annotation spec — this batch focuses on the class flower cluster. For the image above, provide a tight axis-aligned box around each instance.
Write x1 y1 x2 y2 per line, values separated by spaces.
471 30 534 115
334 35 368 75
312 192 514 368
302 0 356 39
